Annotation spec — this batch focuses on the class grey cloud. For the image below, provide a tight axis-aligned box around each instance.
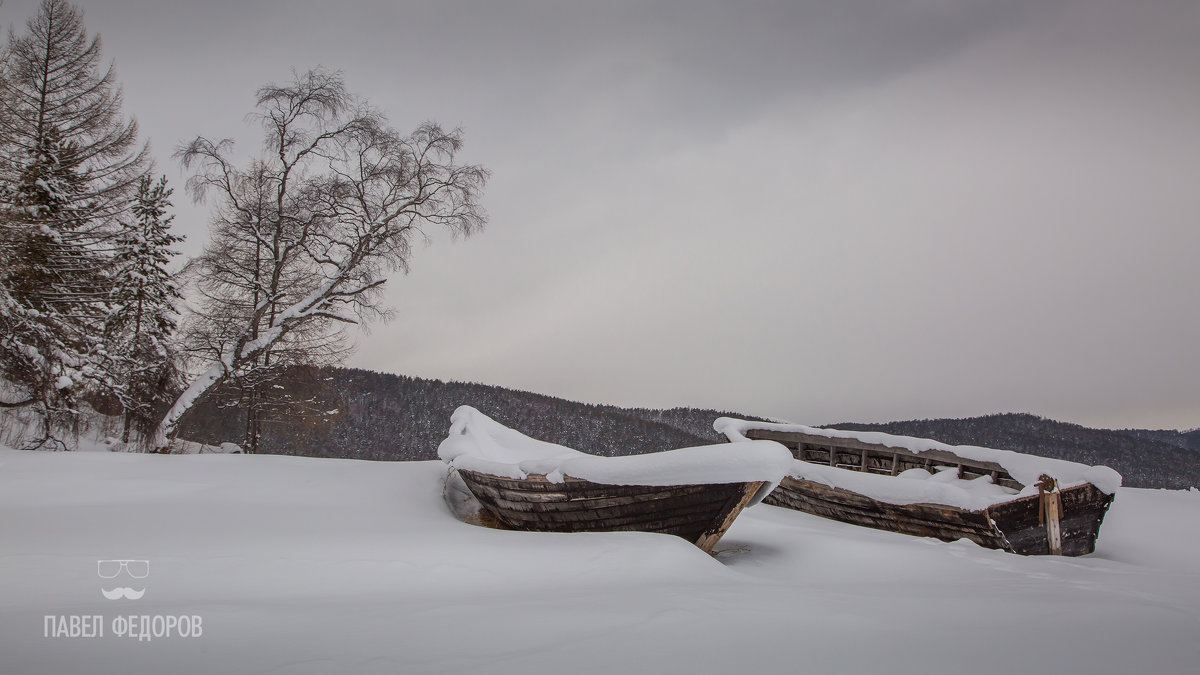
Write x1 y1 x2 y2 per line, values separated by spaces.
5 0 1194 429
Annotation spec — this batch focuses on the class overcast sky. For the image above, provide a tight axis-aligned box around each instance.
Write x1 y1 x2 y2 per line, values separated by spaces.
6 0 1197 430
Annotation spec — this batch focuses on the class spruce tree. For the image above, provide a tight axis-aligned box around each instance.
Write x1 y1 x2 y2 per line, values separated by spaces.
0 125 107 442
107 175 184 444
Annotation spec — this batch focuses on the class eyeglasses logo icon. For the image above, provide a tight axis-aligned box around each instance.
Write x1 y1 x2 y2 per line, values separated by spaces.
98 559 149 600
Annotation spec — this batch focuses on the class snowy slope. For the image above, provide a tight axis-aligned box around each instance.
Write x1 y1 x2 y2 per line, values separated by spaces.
1 448 1197 675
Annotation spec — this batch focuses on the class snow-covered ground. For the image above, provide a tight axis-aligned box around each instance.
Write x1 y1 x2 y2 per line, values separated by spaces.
1 448 1197 675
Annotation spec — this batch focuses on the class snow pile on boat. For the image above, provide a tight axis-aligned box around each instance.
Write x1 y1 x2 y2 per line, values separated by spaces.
715 418 1122 511
439 406 793 501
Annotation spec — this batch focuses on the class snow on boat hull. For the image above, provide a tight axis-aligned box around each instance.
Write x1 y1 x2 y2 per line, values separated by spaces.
729 426 1115 556
766 476 1113 556
458 469 767 554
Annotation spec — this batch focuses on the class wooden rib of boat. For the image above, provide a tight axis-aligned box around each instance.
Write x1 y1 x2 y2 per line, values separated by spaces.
457 469 766 554
722 424 1116 556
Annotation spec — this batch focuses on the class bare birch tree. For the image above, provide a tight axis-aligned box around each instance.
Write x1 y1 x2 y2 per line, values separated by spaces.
154 69 487 449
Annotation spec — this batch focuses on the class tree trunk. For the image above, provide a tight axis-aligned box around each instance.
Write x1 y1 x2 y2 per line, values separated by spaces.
152 362 226 450
244 385 260 454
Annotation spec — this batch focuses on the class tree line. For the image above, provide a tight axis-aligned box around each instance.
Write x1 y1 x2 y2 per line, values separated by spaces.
0 0 487 451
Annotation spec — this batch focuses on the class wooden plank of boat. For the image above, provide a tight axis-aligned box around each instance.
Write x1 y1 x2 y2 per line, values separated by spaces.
727 426 1115 556
458 469 766 554
765 474 1113 555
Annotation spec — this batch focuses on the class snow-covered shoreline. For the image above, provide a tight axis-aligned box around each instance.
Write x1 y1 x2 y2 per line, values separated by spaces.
2 447 1197 675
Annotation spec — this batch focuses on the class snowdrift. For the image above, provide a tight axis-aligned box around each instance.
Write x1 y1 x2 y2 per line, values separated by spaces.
1 447 1197 674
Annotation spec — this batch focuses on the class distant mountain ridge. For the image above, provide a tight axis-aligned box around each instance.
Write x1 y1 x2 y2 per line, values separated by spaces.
180 367 1199 489
1119 427 1200 453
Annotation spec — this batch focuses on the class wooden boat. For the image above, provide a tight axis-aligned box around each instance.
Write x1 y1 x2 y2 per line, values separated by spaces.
715 418 1121 556
456 469 769 553
439 406 793 553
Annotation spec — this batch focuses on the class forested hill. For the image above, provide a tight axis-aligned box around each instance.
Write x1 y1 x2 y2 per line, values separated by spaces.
179 367 1199 489
179 367 762 463
829 414 1200 490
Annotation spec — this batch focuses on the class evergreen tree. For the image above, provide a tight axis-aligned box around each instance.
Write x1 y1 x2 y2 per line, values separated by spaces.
0 125 107 443
107 175 184 444
0 0 148 444
0 0 147 225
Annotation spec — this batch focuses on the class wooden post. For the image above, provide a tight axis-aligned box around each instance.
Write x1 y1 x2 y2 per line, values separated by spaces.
860 449 869 472
1045 491 1063 555
890 453 900 475
1037 474 1063 556
828 445 837 466
695 481 764 554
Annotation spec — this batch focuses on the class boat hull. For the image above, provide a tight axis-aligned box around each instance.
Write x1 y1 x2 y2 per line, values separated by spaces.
730 427 1117 556
766 475 1114 556
457 469 766 553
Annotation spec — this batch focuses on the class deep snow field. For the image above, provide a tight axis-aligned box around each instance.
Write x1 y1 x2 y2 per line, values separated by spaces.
1 448 1197 675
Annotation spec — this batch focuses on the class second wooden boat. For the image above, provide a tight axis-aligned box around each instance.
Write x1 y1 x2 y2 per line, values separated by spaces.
716 418 1121 556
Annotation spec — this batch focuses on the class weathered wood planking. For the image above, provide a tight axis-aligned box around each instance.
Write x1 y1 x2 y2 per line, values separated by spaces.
738 428 1114 556
766 476 1112 555
986 483 1111 556
458 469 765 554
745 428 1024 489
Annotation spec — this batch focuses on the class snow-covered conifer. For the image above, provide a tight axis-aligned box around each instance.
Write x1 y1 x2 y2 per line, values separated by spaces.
106 174 184 443
0 127 110 444
0 0 147 226
0 0 148 445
